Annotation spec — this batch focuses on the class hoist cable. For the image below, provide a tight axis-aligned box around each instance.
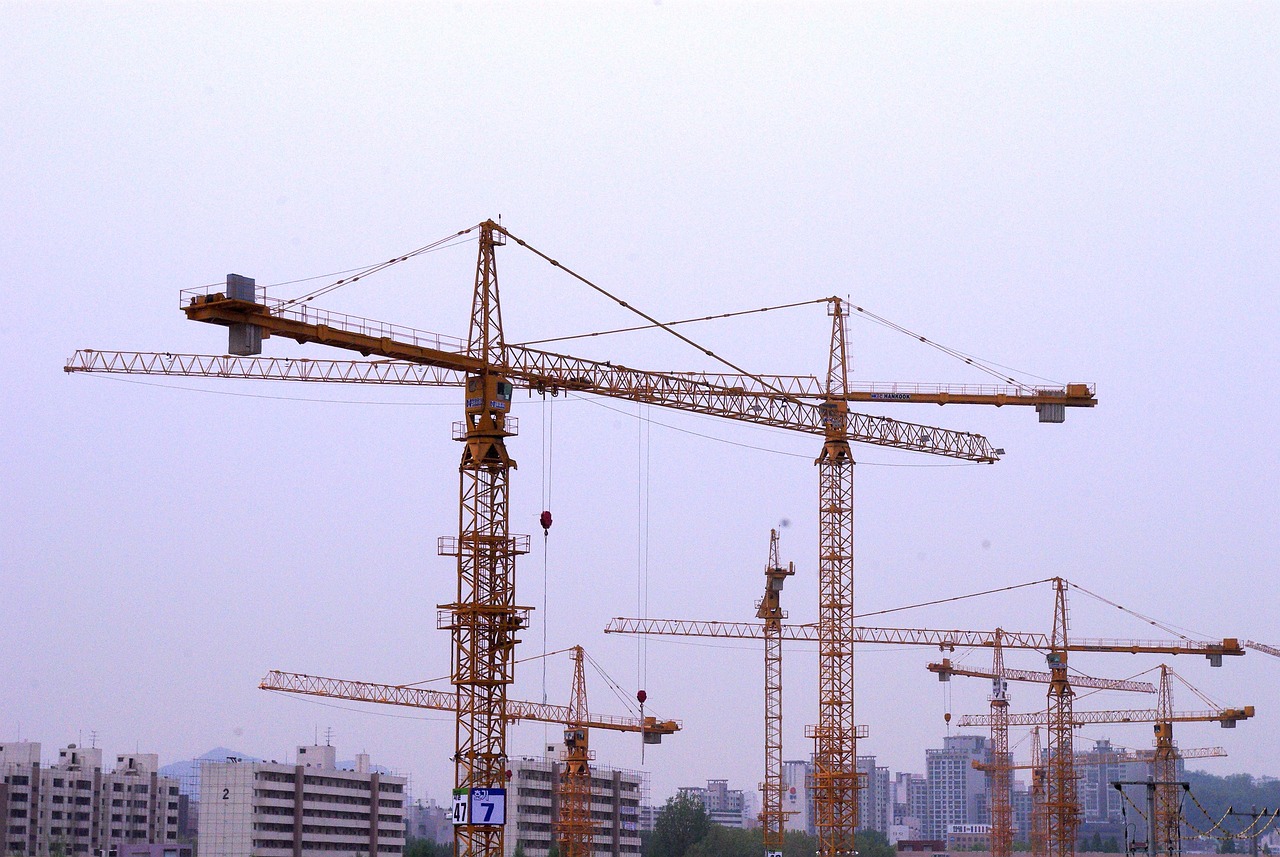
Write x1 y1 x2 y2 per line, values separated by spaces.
637 403 651 697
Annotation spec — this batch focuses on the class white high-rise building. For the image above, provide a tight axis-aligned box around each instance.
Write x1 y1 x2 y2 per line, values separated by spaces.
781 760 813 836
856 757 891 836
504 745 645 857
0 742 181 857
925 735 989 839
198 744 405 857
891 772 929 843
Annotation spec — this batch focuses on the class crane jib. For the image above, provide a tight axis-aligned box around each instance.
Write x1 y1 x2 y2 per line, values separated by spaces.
179 290 1003 463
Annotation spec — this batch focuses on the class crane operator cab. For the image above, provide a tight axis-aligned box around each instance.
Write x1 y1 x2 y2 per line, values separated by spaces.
465 374 514 430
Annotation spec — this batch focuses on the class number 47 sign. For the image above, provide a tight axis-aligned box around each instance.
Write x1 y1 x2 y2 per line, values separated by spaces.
453 788 506 827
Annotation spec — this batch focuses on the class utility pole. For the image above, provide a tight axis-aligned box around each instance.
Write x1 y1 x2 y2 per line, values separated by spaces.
1113 779 1189 857
1224 806 1264 857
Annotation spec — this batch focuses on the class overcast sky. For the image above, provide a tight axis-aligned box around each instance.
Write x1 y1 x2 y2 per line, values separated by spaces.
2 1 1277 808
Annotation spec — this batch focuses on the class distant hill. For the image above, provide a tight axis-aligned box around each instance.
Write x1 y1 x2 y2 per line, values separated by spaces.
159 748 261 797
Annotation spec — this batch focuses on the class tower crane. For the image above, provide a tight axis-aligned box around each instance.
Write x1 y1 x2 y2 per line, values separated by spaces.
958 667 1253 857
929 639 1156 857
757 529 796 857
68 219 1097 857
260 647 679 857
606 608 1242 857
1008 736 1225 857
1030 727 1046 857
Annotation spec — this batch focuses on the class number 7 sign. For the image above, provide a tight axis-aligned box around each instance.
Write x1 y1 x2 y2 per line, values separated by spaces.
468 788 506 826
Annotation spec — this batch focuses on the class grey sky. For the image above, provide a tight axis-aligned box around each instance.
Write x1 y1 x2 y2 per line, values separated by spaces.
2 2 1277 806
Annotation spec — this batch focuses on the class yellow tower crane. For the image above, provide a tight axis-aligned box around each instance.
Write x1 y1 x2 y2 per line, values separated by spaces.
757 529 796 857
1004 736 1226 857
957 670 1253 857
929 634 1158 857
67 218 1097 857
259 648 679 857
606 613 1242 857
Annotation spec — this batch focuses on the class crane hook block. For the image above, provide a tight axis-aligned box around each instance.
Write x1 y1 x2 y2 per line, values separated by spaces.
539 510 553 532
636 689 647 705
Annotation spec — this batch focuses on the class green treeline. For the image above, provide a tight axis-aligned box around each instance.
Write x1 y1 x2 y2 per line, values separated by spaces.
1184 770 1280 848
646 792 897 857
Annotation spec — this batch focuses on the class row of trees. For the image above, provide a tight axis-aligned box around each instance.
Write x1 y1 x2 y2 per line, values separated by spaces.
648 793 897 857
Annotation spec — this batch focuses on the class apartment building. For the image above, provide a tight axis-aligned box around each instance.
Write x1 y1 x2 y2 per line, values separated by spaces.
891 772 929 844
505 748 645 857
856 757 890 836
0 742 180 857
924 735 989 839
677 780 751 829
780 761 813 836
198 744 405 857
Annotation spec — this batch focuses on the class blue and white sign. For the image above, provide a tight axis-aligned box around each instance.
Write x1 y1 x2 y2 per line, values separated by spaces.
469 788 506 826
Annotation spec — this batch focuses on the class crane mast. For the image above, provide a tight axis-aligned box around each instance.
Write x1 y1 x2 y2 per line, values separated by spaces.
989 631 1014 857
1030 726 1046 857
933 640 1157 857
757 529 796 857
1151 666 1180 857
440 222 527 857
1046 578 1077 857
962 671 1252 857
810 298 859 857
557 647 594 857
